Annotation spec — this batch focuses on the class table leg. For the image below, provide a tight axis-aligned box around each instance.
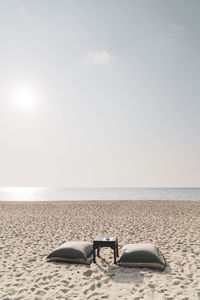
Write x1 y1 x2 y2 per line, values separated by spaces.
93 246 96 263
116 243 119 257
114 246 116 264
97 247 100 257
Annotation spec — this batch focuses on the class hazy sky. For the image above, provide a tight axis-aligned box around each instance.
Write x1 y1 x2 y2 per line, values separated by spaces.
0 0 200 187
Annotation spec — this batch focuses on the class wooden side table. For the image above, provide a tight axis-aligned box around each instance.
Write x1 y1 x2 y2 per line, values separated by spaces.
93 236 119 264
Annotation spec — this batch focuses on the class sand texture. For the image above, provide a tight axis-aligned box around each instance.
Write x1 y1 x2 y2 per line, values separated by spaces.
0 200 200 300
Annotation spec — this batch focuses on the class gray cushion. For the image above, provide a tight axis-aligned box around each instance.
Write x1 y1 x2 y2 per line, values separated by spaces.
118 243 166 271
47 241 93 264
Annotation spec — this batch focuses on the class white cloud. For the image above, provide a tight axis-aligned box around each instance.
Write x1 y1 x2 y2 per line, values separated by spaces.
84 50 115 65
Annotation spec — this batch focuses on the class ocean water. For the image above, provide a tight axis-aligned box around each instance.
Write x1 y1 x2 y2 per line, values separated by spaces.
0 187 200 201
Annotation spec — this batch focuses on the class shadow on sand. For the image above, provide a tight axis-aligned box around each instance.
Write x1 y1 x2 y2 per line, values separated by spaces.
95 256 171 284
47 254 171 285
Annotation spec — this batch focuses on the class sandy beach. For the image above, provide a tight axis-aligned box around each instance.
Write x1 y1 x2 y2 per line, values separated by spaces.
0 200 200 300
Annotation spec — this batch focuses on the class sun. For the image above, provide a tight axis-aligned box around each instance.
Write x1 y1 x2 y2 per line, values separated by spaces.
12 86 37 113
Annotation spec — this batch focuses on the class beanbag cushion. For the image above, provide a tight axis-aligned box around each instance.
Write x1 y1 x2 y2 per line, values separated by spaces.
47 241 93 264
118 243 166 270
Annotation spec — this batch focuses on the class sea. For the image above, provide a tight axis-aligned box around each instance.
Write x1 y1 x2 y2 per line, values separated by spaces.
0 187 200 201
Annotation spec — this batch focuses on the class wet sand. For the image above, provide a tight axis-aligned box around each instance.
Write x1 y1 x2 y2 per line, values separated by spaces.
0 200 200 299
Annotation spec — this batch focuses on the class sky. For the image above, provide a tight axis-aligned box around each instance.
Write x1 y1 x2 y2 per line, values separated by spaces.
0 0 200 187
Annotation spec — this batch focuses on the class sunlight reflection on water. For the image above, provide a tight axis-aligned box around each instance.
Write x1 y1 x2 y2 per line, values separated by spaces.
0 187 200 201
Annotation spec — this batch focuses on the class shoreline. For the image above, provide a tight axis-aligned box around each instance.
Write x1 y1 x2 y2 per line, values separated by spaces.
0 199 200 202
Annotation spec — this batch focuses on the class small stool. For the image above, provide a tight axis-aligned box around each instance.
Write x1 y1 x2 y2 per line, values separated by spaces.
93 236 119 264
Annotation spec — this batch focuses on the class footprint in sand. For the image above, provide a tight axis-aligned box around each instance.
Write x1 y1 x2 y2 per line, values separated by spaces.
83 287 89 295
36 290 46 296
60 289 68 293
27 258 36 263
90 284 95 291
101 295 109 299
83 270 93 277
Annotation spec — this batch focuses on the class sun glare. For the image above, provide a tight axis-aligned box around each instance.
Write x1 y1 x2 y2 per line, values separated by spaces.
12 86 37 113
